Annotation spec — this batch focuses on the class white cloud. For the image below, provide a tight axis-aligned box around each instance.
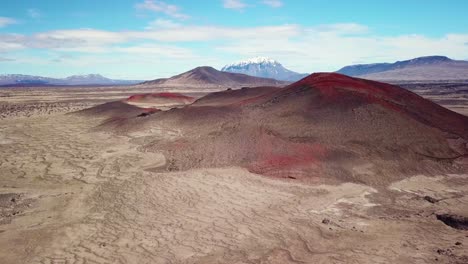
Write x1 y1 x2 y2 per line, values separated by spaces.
0 41 24 52
1 22 468 74
223 0 247 10
216 31 468 72
0 17 17 28
35 29 127 45
57 43 197 59
0 56 14 62
0 24 301 51
135 0 189 19
146 18 181 29
138 24 301 42
262 0 283 8
27 9 41 18
312 23 369 34
114 44 196 58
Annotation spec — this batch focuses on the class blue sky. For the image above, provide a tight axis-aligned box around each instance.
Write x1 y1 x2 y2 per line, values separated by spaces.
1 0 468 79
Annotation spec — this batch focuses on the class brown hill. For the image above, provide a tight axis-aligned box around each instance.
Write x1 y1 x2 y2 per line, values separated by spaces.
139 66 288 88
360 62 468 81
82 73 468 186
338 56 468 81
125 92 195 110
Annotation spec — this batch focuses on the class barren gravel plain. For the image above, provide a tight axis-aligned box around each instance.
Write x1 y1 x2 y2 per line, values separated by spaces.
398 81 468 117
0 84 467 264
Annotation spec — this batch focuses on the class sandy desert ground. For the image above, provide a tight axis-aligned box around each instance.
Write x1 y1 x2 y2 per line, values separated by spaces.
0 83 468 264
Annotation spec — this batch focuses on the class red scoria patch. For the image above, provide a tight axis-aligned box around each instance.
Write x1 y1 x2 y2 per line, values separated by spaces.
126 94 145 101
253 143 326 168
292 73 404 97
247 129 328 178
287 72 417 112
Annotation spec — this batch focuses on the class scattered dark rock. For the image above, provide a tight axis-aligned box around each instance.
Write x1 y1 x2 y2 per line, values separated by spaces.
166 159 179 172
455 255 468 264
434 248 468 263
0 193 20 205
436 214 468 230
287 176 296 179
436 248 453 256
455 242 462 246
0 193 33 225
423 195 439 203
137 112 152 117
322 218 331 225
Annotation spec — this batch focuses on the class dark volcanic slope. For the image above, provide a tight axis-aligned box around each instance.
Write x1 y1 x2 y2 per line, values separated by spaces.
84 73 468 186
192 86 282 106
337 56 468 81
140 66 288 88
275 73 468 138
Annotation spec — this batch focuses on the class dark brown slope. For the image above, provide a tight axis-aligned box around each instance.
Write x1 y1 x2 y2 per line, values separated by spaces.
192 86 282 106
83 73 468 186
139 66 289 88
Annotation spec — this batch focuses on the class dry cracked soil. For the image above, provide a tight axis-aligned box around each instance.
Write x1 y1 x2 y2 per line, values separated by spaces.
0 85 467 264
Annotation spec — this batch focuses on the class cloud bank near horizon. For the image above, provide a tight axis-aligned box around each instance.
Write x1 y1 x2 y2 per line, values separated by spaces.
0 0 468 79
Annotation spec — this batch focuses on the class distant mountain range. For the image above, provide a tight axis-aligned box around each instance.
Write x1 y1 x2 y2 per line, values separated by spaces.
0 74 142 86
140 66 288 88
336 56 468 81
221 57 308 82
4 55 468 87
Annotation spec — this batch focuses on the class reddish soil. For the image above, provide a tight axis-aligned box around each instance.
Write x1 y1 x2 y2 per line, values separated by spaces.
248 131 328 179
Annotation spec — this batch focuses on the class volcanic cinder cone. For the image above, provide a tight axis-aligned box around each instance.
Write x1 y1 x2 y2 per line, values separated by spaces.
84 73 468 186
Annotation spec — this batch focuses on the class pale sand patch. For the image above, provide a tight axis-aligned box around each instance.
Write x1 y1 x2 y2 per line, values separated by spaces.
0 104 467 263
389 174 468 197
125 100 189 111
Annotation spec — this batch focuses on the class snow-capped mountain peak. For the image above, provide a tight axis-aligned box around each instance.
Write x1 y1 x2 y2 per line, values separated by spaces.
65 74 108 81
225 57 280 67
222 57 282 69
221 57 308 82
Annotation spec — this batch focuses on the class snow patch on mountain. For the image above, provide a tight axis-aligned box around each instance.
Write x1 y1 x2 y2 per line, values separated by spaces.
221 57 308 82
